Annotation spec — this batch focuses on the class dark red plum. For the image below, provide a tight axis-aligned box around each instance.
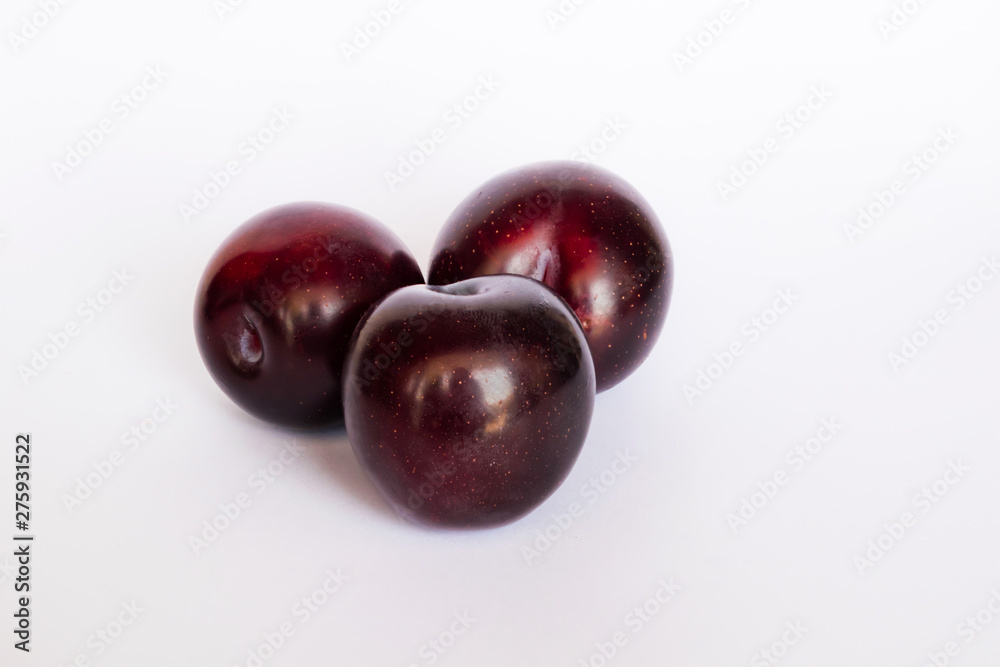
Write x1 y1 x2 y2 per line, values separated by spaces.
429 161 672 391
343 275 596 528
195 202 423 428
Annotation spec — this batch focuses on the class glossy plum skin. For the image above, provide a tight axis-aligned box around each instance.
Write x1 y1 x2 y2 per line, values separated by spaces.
429 161 672 392
195 202 424 428
343 275 596 528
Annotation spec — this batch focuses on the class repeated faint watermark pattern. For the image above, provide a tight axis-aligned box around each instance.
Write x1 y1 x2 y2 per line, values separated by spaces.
384 76 501 191
233 568 349 667
340 0 414 63
8 3 996 664
17 268 136 386
683 289 799 404
845 127 959 243
717 85 833 202
751 620 809 667
522 450 638 565
188 439 303 556
853 460 969 575
7 0 73 53
405 612 476 667
577 578 681 666
886 255 996 371
572 117 629 163
52 65 169 182
916 588 1000 667
545 0 592 31
727 418 844 534
877 0 933 40
62 398 179 514
56 601 145 667
672 0 758 73
214 0 250 20
179 107 296 223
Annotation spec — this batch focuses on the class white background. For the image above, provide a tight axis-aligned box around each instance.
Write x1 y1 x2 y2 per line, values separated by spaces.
2 0 1000 665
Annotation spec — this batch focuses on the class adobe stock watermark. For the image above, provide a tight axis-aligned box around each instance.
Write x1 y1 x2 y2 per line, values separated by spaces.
390 435 477 522
673 0 757 73
887 255 998 371
632 249 669 295
0 555 17 586
751 620 809 667
726 418 844 534
392 399 583 524
214 0 249 20
682 288 799 404
51 65 169 182
55 602 144 667
178 106 296 223
17 268 135 386
521 450 638 565
578 578 681 667
352 299 450 390
7 0 72 53
188 439 303 556
234 568 349 667
844 126 959 243
717 85 833 202
571 117 629 163
340 0 414 63
223 235 347 346
61 398 179 515
878 0 932 40
853 459 969 575
350 297 582 395
384 75 501 192
545 0 591 31
405 612 476 667
918 589 1000 667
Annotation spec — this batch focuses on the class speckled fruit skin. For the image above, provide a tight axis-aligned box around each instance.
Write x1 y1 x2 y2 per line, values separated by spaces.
429 161 672 392
195 202 424 428
343 275 596 528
